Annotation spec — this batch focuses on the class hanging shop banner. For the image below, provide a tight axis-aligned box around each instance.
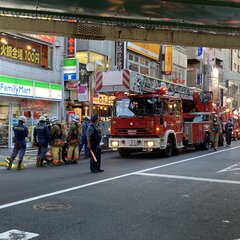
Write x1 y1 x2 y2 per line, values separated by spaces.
164 46 173 75
0 33 50 68
78 83 89 102
197 73 203 86
63 58 79 81
116 41 126 70
127 42 160 60
0 75 62 101
67 38 76 58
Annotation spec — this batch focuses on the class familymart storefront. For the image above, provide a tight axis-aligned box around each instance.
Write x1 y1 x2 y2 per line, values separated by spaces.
0 75 62 148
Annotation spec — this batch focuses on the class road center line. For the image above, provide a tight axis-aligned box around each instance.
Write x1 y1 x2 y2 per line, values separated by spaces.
134 172 240 185
0 146 239 210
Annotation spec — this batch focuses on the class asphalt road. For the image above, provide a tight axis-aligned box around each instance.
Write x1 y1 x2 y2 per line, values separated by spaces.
1 143 240 240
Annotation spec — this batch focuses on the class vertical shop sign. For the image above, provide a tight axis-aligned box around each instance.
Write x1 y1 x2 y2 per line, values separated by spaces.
116 42 126 69
197 73 203 86
164 46 172 75
78 83 89 102
67 38 76 58
63 58 79 81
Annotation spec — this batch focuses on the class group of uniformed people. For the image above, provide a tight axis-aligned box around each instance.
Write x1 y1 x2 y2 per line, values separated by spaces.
6 113 104 173
210 114 234 151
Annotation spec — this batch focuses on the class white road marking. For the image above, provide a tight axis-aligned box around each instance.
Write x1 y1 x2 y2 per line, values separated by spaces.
134 172 240 185
0 146 240 210
217 163 240 173
0 229 39 239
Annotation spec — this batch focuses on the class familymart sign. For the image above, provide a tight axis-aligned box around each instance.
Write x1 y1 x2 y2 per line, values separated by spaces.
0 75 62 100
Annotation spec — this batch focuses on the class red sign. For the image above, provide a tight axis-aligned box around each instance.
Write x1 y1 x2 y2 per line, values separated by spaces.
67 38 75 58
67 111 75 125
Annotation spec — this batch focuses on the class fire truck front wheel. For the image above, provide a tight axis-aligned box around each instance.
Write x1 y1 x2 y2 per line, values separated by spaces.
164 136 173 157
118 149 131 157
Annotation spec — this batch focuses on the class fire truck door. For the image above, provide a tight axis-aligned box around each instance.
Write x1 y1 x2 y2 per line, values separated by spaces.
168 100 183 143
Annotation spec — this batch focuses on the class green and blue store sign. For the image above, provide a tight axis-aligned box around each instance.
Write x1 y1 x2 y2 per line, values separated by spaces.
0 75 62 100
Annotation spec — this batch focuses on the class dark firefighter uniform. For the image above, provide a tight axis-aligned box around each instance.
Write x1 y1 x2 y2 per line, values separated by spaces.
34 118 50 167
50 121 64 166
66 120 80 163
7 116 28 170
87 114 104 173
210 116 222 151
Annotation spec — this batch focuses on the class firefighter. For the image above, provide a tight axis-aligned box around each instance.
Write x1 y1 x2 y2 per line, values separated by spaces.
6 116 28 170
49 116 64 166
78 116 90 159
225 118 234 147
87 114 104 173
210 114 222 151
66 115 81 164
33 116 50 167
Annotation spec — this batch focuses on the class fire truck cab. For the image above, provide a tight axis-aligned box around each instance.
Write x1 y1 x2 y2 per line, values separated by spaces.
110 91 212 157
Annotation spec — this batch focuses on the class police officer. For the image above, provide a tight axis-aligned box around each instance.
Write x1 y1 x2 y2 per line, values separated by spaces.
66 115 80 164
78 116 90 159
49 116 64 166
6 116 28 170
87 114 104 173
33 116 50 167
225 118 234 147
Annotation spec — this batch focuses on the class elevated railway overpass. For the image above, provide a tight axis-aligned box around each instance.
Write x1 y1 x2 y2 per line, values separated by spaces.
0 0 240 48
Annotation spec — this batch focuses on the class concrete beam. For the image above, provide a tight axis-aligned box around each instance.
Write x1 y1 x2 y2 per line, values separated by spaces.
0 15 239 48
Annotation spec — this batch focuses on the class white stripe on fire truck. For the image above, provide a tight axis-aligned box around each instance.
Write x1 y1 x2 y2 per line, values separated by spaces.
123 69 130 89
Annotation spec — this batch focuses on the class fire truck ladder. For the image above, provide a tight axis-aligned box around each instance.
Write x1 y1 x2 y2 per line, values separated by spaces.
131 71 201 100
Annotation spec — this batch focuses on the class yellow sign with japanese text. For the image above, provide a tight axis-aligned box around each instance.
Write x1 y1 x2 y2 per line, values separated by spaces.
0 44 40 64
127 42 160 60
164 45 172 75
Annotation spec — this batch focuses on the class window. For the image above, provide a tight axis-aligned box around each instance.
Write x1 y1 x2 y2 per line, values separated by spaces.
127 52 152 77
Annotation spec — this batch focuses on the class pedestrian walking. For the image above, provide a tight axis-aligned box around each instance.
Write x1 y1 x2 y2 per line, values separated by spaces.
225 118 234 147
87 114 104 173
6 116 28 170
49 116 64 166
210 114 222 151
78 116 90 159
33 116 50 167
66 115 81 164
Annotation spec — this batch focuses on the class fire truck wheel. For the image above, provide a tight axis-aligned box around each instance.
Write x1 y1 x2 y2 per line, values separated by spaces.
118 149 131 157
164 137 173 157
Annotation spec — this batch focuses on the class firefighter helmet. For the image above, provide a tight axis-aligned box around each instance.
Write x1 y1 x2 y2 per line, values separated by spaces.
50 116 58 123
39 116 46 122
18 116 27 123
72 115 80 122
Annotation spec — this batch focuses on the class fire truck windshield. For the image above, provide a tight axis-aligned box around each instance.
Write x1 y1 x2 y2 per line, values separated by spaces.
113 97 166 117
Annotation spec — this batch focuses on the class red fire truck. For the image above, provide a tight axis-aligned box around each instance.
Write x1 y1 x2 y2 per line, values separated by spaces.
95 69 214 157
